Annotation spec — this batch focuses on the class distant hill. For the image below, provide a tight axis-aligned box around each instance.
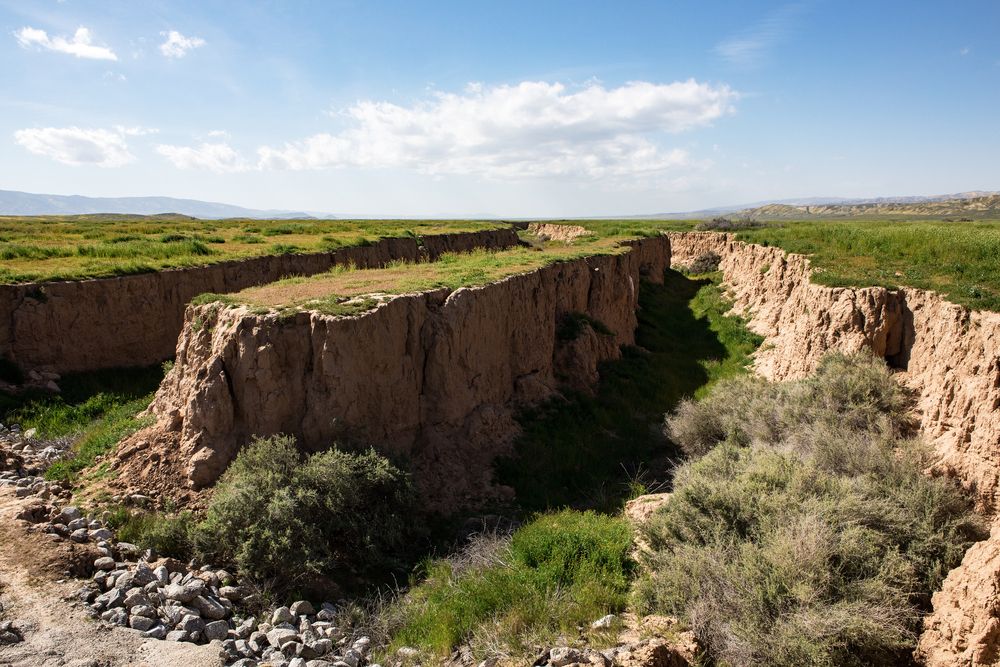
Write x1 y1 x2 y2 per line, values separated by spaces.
740 193 1000 220
647 191 1000 220
0 189 319 219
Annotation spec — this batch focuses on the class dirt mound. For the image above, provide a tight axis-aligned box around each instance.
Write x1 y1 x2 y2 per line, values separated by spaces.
527 223 590 243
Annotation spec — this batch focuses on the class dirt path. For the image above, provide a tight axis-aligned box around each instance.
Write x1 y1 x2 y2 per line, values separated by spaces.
0 489 223 667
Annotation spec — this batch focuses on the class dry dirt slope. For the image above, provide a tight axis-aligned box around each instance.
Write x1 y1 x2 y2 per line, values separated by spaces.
0 487 224 667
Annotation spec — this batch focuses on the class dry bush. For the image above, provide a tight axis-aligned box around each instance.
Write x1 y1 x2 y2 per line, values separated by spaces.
639 354 984 667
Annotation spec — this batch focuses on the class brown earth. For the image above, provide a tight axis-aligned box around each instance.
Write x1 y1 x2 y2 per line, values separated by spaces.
0 229 519 375
108 236 671 513
669 231 1000 667
0 487 224 667
526 223 590 242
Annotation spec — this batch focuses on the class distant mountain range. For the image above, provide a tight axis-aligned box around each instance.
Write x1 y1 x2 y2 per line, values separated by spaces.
2 187 998 221
0 189 318 219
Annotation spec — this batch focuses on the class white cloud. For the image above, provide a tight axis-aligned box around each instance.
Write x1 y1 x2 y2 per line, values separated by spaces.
115 125 159 136
15 26 118 61
159 30 205 58
14 126 135 167
253 79 736 179
156 142 250 173
959 47 971 56
715 4 803 67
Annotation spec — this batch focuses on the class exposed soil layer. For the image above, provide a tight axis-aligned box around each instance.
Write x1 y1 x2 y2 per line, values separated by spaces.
669 231 1000 667
108 237 670 513
0 229 519 375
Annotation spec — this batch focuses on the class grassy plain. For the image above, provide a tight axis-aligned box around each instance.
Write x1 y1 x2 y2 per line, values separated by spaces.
0 215 502 283
734 219 1000 311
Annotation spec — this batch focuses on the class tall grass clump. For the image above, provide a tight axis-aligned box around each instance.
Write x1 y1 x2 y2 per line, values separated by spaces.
636 354 984 667
191 435 418 594
387 510 633 660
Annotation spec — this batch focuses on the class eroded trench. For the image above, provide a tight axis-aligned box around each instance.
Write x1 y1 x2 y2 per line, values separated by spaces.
5 227 999 665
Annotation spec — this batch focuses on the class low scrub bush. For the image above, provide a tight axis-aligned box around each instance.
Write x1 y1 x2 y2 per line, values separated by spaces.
388 510 633 659
687 251 721 274
637 354 984 667
665 353 913 459
695 217 764 232
191 435 418 594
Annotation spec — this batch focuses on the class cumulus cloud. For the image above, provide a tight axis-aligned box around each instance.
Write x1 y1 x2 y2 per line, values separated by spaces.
15 26 117 60
159 30 205 58
156 142 250 173
14 126 135 166
255 79 736 179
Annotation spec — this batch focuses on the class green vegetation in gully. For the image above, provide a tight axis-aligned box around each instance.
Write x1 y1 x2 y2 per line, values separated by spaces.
497 270 762 511
735 219 1000 311
0 364 164 482
386 510 634 659
638 355 983 667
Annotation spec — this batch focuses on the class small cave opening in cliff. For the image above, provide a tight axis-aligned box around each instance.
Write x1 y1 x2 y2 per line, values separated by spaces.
885 295 916 372
495 268 763 513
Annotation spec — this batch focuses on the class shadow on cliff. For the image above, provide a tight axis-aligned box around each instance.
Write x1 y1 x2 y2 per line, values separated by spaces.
496 269 741 512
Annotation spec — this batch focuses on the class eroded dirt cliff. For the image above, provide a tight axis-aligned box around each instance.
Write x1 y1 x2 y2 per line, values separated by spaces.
669 231 1000 667
111 237 670 513
0 229 519 375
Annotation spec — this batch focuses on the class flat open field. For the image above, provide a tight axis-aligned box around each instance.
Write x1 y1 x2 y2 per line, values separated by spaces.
0 215 503 283
4 214 999 312
734 219 1000 311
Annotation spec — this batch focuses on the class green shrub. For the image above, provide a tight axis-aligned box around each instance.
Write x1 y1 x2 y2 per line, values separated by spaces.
665 353 912 458
192 435 417 592
638 354 984 667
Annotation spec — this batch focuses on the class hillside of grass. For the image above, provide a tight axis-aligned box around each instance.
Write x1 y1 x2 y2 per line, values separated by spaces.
734 219 1000 311
0 216 504 283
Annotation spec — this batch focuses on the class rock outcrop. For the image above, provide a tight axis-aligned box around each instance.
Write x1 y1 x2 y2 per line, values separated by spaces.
112 237 670 513
0 229 519 375
668 231 1000 667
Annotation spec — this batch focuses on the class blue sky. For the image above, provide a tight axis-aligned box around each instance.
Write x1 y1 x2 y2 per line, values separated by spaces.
1 0 998 216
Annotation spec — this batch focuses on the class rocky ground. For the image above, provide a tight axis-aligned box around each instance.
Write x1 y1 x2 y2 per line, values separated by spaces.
1 423 695 667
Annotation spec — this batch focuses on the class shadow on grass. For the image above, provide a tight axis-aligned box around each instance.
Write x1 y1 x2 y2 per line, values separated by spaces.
497 269 760 512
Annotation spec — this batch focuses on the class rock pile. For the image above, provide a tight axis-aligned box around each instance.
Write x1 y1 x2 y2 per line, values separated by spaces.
11 499 376 667
0 422 74 480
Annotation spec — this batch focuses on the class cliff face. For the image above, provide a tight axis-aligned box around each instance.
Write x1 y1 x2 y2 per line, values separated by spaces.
669 231 1000 667
112 236 670 513
0 229 519 376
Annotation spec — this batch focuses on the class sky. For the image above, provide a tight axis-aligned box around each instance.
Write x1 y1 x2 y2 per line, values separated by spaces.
1 0 998 217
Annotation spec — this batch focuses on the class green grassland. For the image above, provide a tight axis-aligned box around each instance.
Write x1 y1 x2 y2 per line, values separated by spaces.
0 215 504 283
5 213 999 313
733 219 1000 311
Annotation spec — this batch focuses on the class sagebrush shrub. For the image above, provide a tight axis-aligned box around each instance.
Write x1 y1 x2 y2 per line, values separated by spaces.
193 434 418 591
640 354 984 667
687 251 722 273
